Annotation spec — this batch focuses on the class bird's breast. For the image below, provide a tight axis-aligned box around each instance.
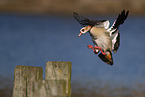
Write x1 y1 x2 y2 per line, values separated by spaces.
90 27 108 40
90 27 112 52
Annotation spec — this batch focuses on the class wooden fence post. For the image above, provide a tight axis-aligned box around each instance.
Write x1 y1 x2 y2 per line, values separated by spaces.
34 80 67 97
12 61 71 97
45 61 71 97
12 65 43 97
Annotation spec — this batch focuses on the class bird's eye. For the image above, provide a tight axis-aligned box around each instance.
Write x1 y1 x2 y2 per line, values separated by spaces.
81 29 85 32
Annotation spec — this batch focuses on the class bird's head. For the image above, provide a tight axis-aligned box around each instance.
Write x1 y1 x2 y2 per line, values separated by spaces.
78 25 91 37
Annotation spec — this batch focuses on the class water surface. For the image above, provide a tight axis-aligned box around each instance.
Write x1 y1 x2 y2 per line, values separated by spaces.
0 15 145 88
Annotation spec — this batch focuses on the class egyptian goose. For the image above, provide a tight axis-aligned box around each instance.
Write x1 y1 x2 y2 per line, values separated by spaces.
73 10 129 65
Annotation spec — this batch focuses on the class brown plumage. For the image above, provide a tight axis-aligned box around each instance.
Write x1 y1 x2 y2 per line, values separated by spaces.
73 10 129 65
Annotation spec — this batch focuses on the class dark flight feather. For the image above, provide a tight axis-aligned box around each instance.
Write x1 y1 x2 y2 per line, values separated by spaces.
113 10 129 29
73 12 106 26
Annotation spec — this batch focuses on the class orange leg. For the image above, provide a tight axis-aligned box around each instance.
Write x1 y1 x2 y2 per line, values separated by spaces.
88 45 106 55
87 45 94 49
87 45 99 54
94 46 106 55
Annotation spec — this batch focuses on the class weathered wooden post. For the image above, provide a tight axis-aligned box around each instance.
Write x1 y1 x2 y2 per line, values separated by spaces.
12 61 71 97
34 79 67 97
45 61 71 97
12 65 43 97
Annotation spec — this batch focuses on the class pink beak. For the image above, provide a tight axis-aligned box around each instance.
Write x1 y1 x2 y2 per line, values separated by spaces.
78 33 82 37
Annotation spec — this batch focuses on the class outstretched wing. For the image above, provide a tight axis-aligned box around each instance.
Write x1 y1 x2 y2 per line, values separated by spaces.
107 10 129 53
108 10 129 35
113 10 129 29
73 12 97 26
73 12 107 27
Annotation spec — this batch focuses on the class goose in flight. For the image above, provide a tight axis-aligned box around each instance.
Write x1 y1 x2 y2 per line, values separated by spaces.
73 10 129 65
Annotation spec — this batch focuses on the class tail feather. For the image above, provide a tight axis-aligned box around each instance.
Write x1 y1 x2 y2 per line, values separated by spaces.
98 51 113 65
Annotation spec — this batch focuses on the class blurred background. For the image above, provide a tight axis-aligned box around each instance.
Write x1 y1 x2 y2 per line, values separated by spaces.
0 0 145 97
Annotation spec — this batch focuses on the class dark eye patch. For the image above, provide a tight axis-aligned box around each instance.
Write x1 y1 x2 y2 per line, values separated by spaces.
81 29 85 32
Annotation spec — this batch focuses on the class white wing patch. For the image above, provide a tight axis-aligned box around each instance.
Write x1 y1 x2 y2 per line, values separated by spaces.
107 20 116 36
111 32 118 50
103 20 110 30
107 20 120 52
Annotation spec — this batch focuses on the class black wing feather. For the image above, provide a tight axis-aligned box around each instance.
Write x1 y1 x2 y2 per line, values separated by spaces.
113 10 129 29
73 12 99 26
